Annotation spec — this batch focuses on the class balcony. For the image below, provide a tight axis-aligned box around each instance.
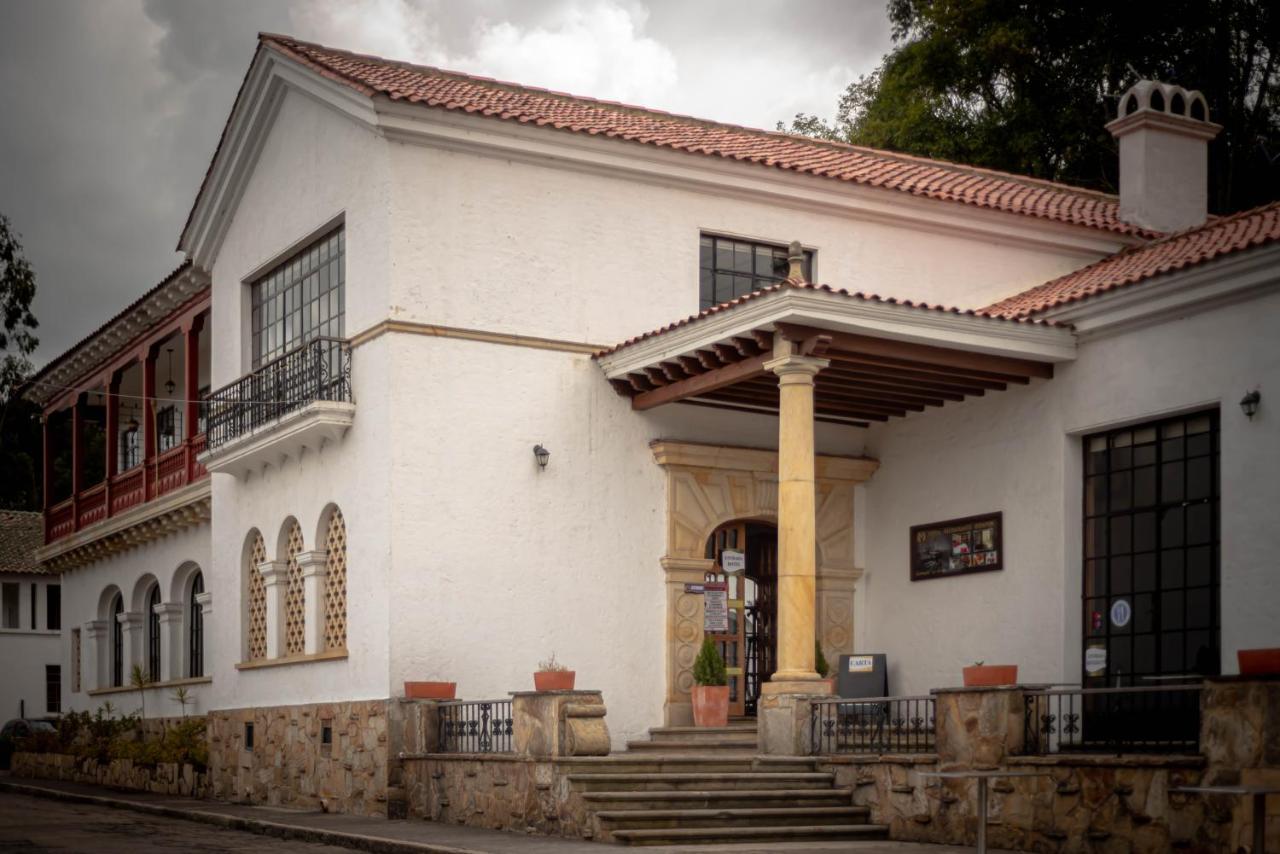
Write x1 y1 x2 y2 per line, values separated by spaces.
200 337 354 479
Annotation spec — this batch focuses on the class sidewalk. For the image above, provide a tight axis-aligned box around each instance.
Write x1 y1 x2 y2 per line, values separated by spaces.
0 777 997 853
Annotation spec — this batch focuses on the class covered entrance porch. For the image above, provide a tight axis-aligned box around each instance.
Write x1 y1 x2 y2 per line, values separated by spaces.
594 246 1076 741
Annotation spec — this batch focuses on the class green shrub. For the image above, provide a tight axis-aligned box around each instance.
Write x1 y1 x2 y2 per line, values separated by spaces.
815 640 831 678
692 638 727 687
16 707 207 771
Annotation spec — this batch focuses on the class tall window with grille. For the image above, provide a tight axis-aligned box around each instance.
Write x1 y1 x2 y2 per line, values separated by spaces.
110 593 124 688
245 533 267 662
1083 410 1220 685
251 228 345 368
323 508 347 651
699 234 813 310
189 572 204 678
71 628 81 693
284 521 306 656
147 585 161 682
45 665 60 714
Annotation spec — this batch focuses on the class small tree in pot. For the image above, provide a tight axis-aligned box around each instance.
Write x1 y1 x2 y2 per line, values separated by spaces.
815 640 834 691
691 638 729 727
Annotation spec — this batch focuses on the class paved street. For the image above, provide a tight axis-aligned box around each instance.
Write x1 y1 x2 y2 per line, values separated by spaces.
0 791 358 853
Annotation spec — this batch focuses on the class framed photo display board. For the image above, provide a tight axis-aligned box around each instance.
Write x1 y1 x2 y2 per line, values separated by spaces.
910 512 1003 581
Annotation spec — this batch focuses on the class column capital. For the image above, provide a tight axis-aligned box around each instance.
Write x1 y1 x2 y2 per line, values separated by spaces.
117 610 145 630
195 590 213 616
259 560 291 586
153 602 184 623
84 619 108 639
296 549 328 578
764 354 829 379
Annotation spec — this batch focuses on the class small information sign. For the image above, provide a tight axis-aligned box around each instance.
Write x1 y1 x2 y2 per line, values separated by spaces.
720 549 746 574
1085 645 1107 676
703 582 729 633
683 583 705 594
1110 599 1132 628
848 655 875 673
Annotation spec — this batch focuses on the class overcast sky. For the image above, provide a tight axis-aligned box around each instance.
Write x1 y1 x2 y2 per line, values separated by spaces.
0 0 892 365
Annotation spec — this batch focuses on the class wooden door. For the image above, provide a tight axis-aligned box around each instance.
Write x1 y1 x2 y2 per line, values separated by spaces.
705 522 749 717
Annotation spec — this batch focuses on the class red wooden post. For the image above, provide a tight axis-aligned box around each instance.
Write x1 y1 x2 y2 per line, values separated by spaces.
105 372 119 517
183 317 202 484
41 410 52 540
143 346 158 501
71 394 83 530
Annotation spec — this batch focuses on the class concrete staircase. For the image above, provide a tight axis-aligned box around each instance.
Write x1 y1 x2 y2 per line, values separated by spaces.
564 721 889 846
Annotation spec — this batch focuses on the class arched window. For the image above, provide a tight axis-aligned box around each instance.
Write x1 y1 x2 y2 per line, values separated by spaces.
284 520 305 656
246 532 267 661
147 585 161 682
189 572 204 678
323 508 347 651
111 593 124 688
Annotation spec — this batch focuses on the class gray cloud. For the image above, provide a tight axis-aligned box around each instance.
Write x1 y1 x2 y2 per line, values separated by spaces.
0 0 891 367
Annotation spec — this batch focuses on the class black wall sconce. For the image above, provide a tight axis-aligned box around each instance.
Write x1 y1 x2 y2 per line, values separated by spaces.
1240 390 1261 419
533 444 550 470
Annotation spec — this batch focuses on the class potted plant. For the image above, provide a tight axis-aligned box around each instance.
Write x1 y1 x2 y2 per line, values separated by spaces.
962 660 1019 687
404 681 457 700
533 653 576 692
691 638 729 727
1238 648 1280 676
815 640 835 692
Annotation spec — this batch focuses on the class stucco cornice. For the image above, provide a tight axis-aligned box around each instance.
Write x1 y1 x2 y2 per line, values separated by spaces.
650 440 879 484
33 480 211 574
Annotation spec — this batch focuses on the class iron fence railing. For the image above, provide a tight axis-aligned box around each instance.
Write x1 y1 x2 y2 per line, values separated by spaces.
438 699 514 754
811 695 936 755
1022 684 1202 755
203 336 351 451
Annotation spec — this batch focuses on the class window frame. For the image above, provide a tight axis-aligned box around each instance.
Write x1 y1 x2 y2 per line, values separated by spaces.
249 227 345 369
698 233 814 311
111 593 124 688
45 665 61 714
147 585 162 682
46 584 60 631
1 582 18 629
189 572 204 678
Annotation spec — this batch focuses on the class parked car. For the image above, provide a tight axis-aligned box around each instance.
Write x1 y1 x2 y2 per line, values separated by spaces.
0 718 56 770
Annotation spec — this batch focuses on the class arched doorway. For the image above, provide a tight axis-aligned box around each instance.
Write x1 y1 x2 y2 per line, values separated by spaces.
704 520 777 717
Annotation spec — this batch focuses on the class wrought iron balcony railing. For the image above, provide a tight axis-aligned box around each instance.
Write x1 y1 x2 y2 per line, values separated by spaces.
1022 684 1201 755
203 336 352 452
811 694 936 755
438 699 515 754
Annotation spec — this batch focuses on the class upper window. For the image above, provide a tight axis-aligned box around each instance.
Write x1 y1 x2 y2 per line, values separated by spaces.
699 234 813 311
46 584 60 631
1 582 17 629
251 228 345 368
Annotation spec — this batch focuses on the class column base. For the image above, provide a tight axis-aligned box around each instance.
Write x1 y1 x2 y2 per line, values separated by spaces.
762 677 832 696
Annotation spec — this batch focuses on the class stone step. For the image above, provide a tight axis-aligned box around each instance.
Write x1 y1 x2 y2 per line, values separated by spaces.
567 771 835 793
560 755 816 775
580 787 855 812
646 725 758 743
610 823 890 846
595 805 872 831
626 738 758 753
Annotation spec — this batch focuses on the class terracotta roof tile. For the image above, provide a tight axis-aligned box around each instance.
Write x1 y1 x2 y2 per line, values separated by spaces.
257 34 1151 237
0 510 45 575
595 279 1058 359
984 201 1280 318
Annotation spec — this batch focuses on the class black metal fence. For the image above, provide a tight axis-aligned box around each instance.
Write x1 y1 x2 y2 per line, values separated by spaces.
203 336 352 451
811 695 936 755
438 699 515 754
1022 684 1201 755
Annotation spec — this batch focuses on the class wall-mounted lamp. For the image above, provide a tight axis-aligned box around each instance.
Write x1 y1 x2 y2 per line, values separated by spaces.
1240 390 1261 419
532 444 550 470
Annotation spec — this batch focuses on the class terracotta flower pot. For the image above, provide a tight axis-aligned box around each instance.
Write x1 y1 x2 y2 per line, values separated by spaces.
1238 648 1280 676
404 681 456 700
691 685 730 727
533 670 576 692
962 664 1019 687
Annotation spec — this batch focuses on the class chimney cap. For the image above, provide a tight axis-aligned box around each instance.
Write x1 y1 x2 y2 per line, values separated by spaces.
1107 79 1220 140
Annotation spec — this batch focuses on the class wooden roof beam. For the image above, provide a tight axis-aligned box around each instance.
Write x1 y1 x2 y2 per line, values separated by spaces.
631 353 770 411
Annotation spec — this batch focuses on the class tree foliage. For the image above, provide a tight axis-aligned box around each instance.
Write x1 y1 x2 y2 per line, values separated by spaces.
780 0 1280 214
0 213 41 510
693 637 727 686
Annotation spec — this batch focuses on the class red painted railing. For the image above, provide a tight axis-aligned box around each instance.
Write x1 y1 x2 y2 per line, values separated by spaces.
45 433 208 545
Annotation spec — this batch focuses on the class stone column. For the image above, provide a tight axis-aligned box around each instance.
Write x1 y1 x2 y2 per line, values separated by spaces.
934 686 1027 767
84 619 108 692
259 560 290 659
118 610 145 684
297 550 328 655
154 602 184 682
662 556 714 726
763 345 829 687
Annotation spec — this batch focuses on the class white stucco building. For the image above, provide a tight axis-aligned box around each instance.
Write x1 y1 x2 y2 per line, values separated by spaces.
15 36 1279 809
0 510 61 722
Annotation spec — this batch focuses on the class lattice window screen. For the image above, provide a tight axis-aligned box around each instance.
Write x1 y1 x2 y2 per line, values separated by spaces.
284 521 305 656
323 509 347 650
71 628 82 693
246 533 268 660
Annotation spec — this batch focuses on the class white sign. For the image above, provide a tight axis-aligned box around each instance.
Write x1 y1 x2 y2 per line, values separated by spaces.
1110 599 1132 628
720 550 746 574
703 583 729 633
1085 646 1107 675
848 655 875 673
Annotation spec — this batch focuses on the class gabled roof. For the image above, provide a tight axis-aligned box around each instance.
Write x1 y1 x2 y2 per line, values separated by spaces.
0 510 45 575
984 201 1280 318
231 34 1151 238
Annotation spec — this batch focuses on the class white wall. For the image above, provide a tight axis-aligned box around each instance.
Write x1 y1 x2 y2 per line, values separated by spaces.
0 573 61 720
860 289 1280 694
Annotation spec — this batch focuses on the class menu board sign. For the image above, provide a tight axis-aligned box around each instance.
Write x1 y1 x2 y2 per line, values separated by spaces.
909 512 1003 581
702 582 729 633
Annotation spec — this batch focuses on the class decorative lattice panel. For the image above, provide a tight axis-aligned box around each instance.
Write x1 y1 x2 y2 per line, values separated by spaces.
284 521 306 656
323 509 347 651
71 628 81 692
246 533 268 660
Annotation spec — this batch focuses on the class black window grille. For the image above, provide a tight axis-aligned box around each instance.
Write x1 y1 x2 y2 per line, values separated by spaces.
699 234 813 310
244 722 254 750
45 665 60 715
111 593 124 688
156 406 183 453
189 573 204 679
1083 410 1219 687
46 585 60 631
147 585 161 682
251 228 345 368
119 427 141 472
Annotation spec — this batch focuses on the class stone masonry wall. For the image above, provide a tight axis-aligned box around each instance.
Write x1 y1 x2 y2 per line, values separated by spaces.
207 699 391 816
12 751 209 798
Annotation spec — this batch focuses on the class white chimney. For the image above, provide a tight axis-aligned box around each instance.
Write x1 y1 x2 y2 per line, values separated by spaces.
1106 80 1221 233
